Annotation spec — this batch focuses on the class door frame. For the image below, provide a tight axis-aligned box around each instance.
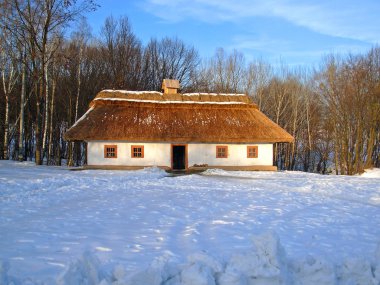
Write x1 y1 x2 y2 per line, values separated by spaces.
171 144 188 170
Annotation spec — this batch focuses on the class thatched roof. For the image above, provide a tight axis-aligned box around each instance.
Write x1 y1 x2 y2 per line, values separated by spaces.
65 90 294 143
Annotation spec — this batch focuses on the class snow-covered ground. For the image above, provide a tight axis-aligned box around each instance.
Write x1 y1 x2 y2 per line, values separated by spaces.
0 161 379 284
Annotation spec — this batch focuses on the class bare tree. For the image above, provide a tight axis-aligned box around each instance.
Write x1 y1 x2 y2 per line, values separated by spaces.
18 47 27 161
100 16 143 90
144 37 199 91
244 59 272 110
0 0 97 164
0 30 19 159
317 49 380 174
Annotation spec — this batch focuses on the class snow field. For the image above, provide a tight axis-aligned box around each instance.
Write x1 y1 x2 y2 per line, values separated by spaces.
0 161 379 284
2 232 379 284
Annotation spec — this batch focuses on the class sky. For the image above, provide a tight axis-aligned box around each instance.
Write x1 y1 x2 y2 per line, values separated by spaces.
85 0 380 67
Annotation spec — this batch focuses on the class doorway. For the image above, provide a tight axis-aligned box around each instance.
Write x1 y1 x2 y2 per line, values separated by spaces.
172 145 187 170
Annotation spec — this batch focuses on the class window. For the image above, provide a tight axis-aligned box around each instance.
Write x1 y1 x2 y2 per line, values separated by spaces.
216 146 228 158
247 146 258 158
104 145 117 158
131 145 144 158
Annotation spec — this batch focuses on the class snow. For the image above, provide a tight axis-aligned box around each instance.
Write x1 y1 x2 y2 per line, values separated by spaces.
94 98 246 105
67 107 94 130
361 168 380 178
182 93 246 97
0 161 380 284
102 90 163 95
100 90 246 97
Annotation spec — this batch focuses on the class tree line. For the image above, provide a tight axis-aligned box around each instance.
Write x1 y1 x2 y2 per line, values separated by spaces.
0 0 379 174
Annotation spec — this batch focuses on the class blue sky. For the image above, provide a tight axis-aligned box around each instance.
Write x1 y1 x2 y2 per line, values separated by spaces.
86 0 379 66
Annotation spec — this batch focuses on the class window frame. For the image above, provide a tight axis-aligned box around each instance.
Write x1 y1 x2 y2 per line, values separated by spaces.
131 145 144 158
104 145 117 158
247 146 258 158
216 145 228 158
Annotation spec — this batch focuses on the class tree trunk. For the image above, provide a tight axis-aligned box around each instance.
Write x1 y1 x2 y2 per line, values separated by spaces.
1 49 16 160
68 44 83 167
18 53 26 162
334 130 339 175
35 75 42 165
306 101 312 172
83 142 87 165
273 143 278 168
56 134 62 166
2 90 9 160
42 63 49 164
48 76 56 165
364 127 375 169
353 121 363 174
75 45 83 123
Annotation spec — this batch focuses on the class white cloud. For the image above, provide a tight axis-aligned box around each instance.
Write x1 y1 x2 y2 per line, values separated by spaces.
228 34 372 66
231 35 292 53
272 1 379 43
143 0 380 43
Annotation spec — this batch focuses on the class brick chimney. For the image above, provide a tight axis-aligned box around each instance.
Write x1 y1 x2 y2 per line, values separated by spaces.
162 79 180 94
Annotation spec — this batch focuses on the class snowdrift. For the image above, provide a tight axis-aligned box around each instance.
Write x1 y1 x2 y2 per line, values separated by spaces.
361 168 380 178
1 232 379 285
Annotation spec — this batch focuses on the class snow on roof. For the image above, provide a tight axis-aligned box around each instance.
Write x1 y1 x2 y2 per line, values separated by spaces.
94 97 247 105
102 89 163 96
101 90 246 97
67 106 94 130
95 90 253 105
182 92 246 96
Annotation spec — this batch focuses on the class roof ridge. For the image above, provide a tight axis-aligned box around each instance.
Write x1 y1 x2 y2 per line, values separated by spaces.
94 97 249 105
94 90 254 105
102 89 163 95
101 90 247 97
182 92 246 96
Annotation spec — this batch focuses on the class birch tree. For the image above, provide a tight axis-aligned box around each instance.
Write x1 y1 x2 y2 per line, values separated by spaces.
0 0 97 165
67 18 91 166
244 60 272 110
0 32 19 159
18 48 27 161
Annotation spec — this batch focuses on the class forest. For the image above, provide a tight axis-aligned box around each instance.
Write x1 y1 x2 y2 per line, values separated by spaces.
0 0 379 175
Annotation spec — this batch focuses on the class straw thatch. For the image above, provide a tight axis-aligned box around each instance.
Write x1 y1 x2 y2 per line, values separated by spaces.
65 90 294 143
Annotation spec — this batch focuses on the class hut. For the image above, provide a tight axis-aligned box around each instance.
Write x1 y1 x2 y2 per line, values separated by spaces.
65 79 293 171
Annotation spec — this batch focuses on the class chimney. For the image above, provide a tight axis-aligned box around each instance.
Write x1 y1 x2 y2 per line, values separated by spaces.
162 79 180 94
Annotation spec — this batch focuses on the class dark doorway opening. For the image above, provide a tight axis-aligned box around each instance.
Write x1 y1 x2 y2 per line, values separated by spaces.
172 145 186 170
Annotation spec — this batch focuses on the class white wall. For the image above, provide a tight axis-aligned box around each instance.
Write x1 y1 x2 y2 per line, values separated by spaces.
87 141 273 167
87 141 171 166
188 143 273 167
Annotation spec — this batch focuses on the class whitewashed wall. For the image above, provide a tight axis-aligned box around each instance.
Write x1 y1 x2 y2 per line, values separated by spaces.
87 141 171 166
87 141 273 167
188 143 273 167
